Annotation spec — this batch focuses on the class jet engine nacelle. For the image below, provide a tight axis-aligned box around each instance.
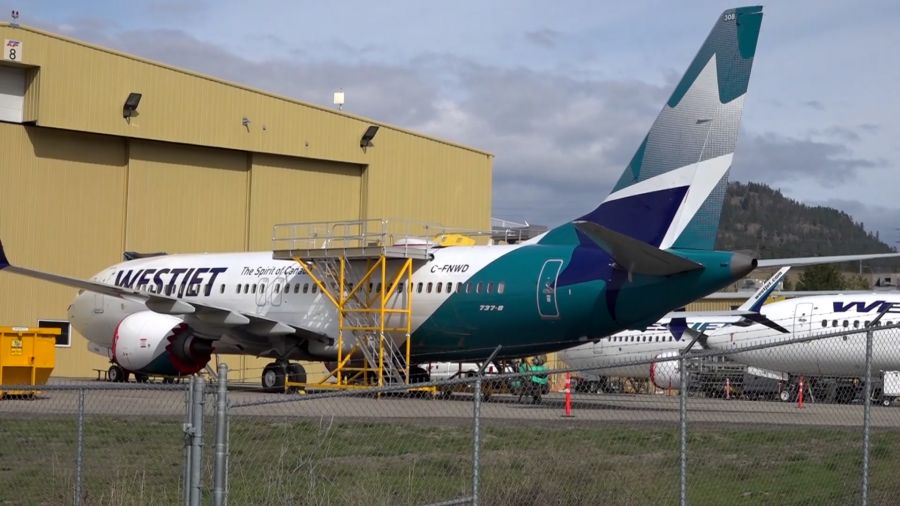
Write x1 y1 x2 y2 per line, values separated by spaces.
650 351 682 390
113 311 213 376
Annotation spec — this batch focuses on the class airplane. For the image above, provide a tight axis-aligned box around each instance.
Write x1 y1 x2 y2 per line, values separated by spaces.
700 294 900 402
2 6 897 391
557 267 791 391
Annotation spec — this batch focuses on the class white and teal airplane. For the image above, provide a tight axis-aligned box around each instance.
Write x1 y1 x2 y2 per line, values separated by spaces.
2 6 896 389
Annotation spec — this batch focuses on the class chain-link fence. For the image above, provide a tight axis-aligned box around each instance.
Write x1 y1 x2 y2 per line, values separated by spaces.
5 320 900 505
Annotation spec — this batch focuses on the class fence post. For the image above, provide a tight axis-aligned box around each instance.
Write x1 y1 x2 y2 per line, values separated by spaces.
861 322 875 506
472 374 482 506
183 378 195 506
73 387 85 506
190 375 206 506
214 363 229 506
679 354 688 506
472 346 500 506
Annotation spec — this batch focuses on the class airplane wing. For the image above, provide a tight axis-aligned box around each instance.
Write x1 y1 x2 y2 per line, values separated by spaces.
0 240 330 344
757 253 900 268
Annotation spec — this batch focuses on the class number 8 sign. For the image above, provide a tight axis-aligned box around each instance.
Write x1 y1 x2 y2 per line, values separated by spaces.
4 39 22 61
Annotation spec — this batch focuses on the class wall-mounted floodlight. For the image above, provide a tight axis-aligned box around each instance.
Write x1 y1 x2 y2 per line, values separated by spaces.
333 90 345 111
360 125 379 149
123 92 142 119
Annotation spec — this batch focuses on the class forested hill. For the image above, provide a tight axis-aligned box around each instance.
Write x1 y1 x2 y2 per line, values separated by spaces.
715 182 895 264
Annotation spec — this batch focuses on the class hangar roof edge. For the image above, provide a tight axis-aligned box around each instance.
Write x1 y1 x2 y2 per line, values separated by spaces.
0 22 494 158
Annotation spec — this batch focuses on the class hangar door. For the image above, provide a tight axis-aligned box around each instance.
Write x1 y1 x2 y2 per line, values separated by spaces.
126 140 249 253
248 153 363 249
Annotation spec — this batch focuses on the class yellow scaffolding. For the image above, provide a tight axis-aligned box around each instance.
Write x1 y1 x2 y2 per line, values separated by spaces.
285 255 415 390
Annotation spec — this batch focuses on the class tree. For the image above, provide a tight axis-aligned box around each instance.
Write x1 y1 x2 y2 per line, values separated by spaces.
796 264 846 291
844 274 872 290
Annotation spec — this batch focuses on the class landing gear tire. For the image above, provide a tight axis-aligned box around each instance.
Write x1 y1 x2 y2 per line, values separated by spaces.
262 363 287 393
286 363 307 394
779 390 791 402
884 397 893 407
108 365 129 383
134 374 150 383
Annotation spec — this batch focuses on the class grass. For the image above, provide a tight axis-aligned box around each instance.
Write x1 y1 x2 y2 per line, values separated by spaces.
3 415 900 505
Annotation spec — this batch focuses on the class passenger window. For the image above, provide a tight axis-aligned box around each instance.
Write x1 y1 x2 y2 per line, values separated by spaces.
398 283 404 293
302 284 309 294
294 284 300 294
865 320 871 328
436 282 442 294
313 285 318 294
417 283 423 294
252 284 257 294
497 282 505 295
487 282 494 294
843 320 849 328
376 283 382 293
832 320 838 327
821 320 827 328
274 284 280 294
853 320 860 329
235 285 241 294
427 282 433 294
476 282 483 294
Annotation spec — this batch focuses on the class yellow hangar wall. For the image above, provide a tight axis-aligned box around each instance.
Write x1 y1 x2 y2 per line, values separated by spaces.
0 24 492 380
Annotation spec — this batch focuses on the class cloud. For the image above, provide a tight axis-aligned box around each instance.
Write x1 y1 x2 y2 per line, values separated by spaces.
524 29 561 49
803 100 824 111
810 125 861 143
731 132 880 188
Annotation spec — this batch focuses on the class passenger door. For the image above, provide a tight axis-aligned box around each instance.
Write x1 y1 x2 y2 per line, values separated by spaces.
537 259 564 319
793 302 813 336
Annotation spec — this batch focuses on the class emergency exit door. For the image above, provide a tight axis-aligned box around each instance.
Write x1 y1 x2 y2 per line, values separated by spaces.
537 259 564 319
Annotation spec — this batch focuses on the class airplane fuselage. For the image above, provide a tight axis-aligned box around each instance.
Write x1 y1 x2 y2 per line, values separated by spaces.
69 242 746 363
705 295 900 377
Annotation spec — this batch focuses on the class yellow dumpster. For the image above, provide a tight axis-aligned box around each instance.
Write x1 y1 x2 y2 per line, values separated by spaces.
0 326 58 397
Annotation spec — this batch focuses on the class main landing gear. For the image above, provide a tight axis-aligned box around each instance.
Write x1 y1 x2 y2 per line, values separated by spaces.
108 364 130 383
261 361 307 393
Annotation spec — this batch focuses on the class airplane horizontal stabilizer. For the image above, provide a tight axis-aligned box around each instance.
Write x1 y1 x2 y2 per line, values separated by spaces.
757 253 900 268
573 221 703 276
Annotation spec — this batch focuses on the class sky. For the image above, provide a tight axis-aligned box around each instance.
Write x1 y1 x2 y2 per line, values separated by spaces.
5 1 899 244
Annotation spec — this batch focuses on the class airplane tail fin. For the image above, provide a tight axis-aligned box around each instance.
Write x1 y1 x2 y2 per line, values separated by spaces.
545 6 763 249
736 266 789 312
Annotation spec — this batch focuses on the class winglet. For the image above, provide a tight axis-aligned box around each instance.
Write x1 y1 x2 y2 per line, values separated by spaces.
0 240 9 270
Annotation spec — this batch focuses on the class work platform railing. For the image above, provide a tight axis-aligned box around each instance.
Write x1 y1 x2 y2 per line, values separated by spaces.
272 218 494 261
